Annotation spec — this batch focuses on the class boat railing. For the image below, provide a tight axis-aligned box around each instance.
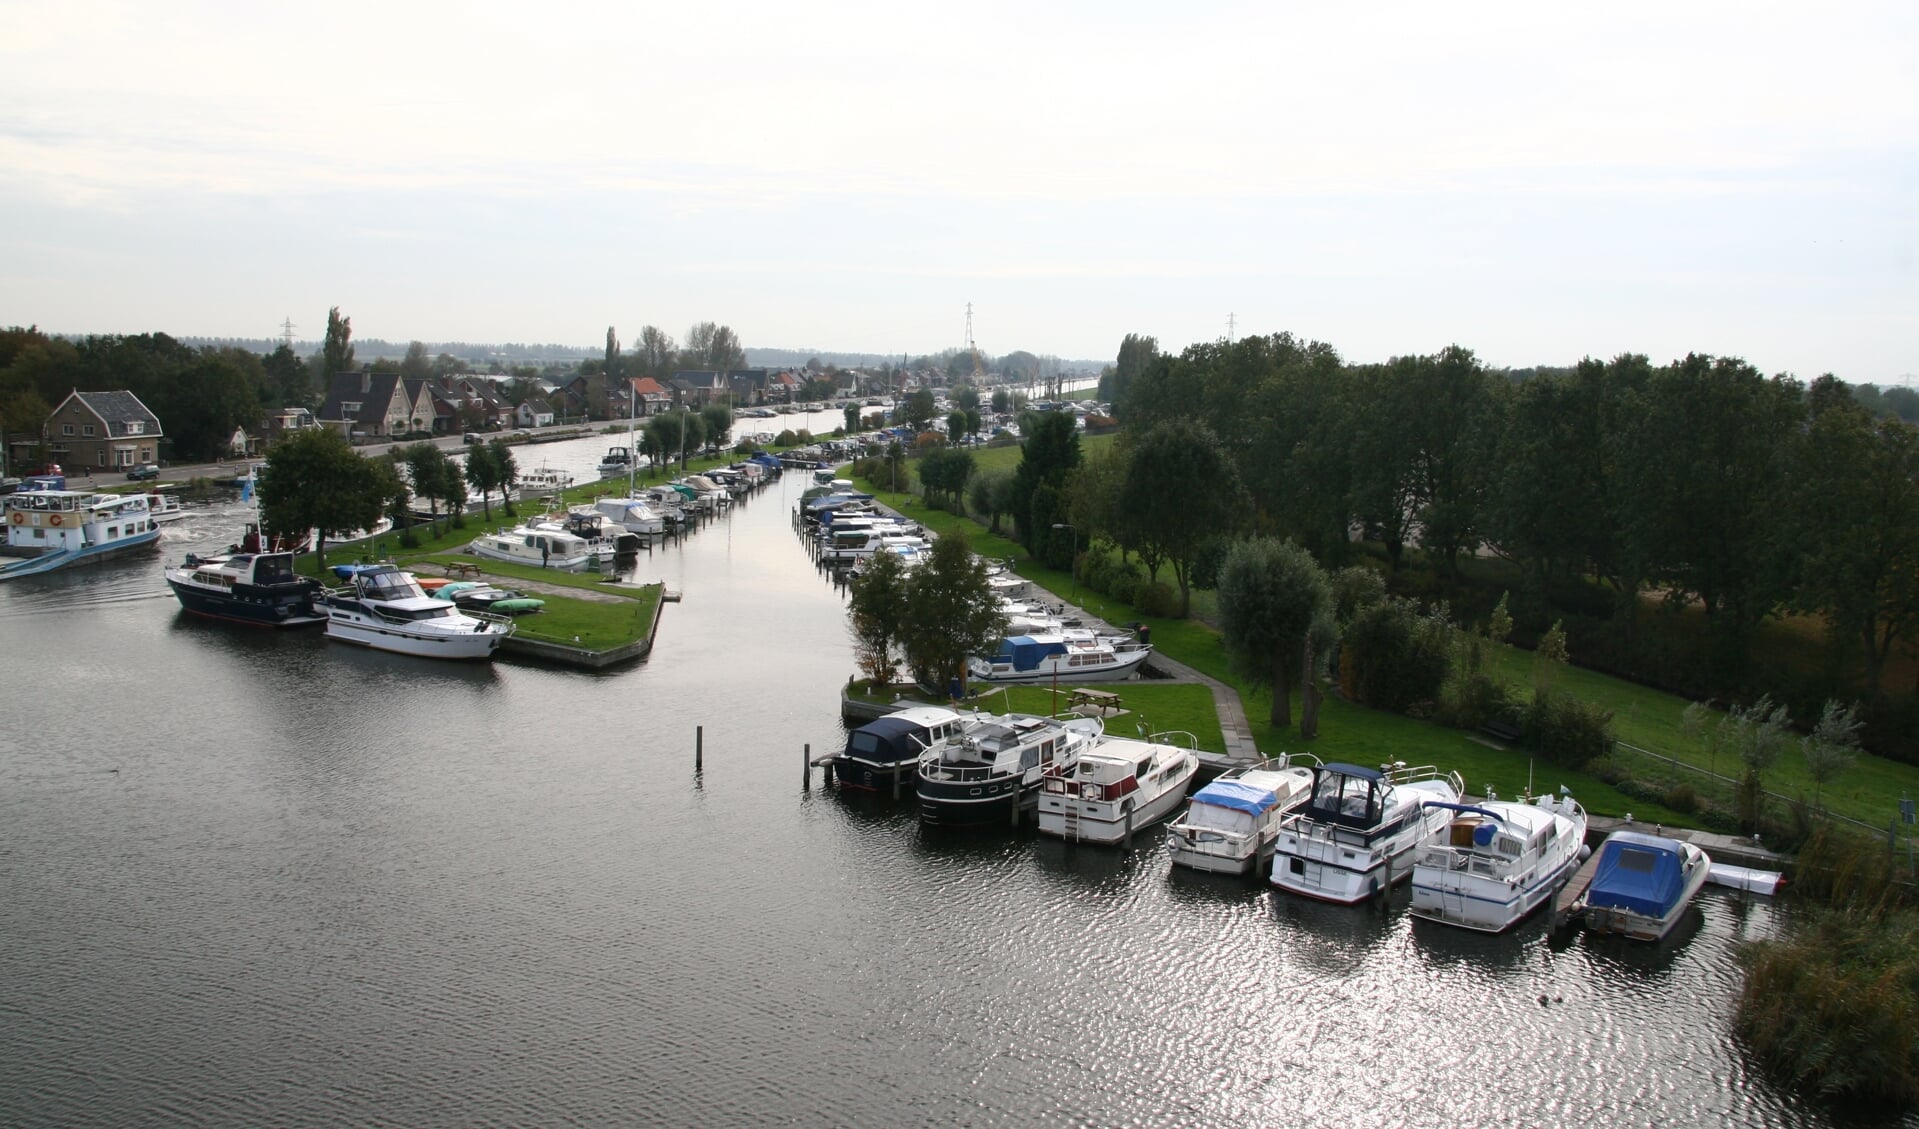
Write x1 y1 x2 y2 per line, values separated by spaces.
1415 845 1505 877
1146 730 1200 751
917 747 1006 784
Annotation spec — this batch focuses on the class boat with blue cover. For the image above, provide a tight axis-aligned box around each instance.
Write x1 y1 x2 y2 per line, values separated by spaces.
1166 757 1319 875
1577 830 1712 941
965 633 1152 685
0 488 160 580
838 706 965 794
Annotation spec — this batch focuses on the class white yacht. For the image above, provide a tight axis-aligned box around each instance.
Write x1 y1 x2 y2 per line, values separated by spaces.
468 524 597 570
1270 761 1464 904
1409 791 1589 932
593 495 668 535
1166 757 1319 875
967 633 1152 685
518 465 573 500
1037 732 1199 845
320 565 512 660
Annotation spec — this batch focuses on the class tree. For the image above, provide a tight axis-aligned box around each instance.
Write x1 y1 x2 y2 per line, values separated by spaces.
700 403 733 451
1722 695 1793 832
990 388 1010 414
843 404 859 434
1119 418 1244 616
1006 410 1081 549
946 410 968 443
257 427 386 571
904 388 937 432
402 443 458 533
465 442 503 521
1802 699 1863 811
917 447 975 508
401 341 432 381
1102 333 1158 415
952 384 981 413
899 528 1004 693
322 306 354 378
683 322 745 371
968 468 1013 533
262 342 311 407
847 546 911 685
491 439 519 514
635 326 677 378
1218 537 1334 732
155 348 266 461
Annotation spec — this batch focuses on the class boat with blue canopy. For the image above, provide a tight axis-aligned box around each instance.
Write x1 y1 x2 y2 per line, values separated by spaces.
1166 757 1319 875
1578 830 1711 941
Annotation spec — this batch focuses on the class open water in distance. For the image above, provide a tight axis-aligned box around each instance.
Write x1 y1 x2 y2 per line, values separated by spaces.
0 435 1904 1128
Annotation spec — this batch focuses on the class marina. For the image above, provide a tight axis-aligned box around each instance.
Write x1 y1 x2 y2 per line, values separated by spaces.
0 433 1856 1128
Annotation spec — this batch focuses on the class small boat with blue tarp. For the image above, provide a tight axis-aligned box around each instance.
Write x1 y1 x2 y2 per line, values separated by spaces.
1166 757 1319 875
1577 830 1711 941
966 633 1152 685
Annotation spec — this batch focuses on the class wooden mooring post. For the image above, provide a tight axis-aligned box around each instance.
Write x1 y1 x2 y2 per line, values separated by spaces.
696 725 703 772
802 743 810 790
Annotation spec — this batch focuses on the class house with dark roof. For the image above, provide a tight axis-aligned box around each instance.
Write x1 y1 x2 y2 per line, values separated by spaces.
672 371 729 406
260 406 319 447
318 371 429 440
44 390 164 470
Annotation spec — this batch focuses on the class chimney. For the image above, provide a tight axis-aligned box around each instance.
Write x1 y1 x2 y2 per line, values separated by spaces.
360 372 371 395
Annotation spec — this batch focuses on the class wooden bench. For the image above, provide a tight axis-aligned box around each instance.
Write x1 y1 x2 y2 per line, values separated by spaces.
1480 719 1523 745
444 562 482 578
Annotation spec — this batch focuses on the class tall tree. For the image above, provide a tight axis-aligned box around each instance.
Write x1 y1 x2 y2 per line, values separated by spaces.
258 427 386 571
1218 537 1334 731
262 342 312 407
464 442 502 521
322 306 354 378
1006 410 1081 549
635 326 677 378
700 403 733 451
400 341 432 381
847 545 911 685
899 528 1004 694
683 322 745 371
1119 417 1246 616
1102 333 1159 415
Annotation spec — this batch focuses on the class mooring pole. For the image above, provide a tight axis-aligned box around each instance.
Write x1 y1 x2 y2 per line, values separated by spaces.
696 725 704 772
803 743 810 790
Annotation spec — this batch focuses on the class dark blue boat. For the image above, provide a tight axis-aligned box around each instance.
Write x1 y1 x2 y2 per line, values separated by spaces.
165 551 325 627
839 706 963 795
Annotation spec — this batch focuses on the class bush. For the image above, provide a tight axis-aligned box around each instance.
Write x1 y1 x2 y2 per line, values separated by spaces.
1344 597 1452 714
1438 671 1512 731
1523 692 1614 770
1663 782 1698 813
1107 563 1145 606
1134 581 1179 618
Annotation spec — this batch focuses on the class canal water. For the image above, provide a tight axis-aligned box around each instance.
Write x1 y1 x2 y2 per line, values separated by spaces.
0 436 1899 1128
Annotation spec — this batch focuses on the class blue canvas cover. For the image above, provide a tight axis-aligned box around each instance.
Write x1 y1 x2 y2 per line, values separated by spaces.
999 636 1066 672
1587 831 1688 918
844 717 927 766
1191 779 1280 816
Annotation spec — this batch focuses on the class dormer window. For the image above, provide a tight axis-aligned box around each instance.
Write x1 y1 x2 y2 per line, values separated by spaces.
341 401 362 414
125 421 144 435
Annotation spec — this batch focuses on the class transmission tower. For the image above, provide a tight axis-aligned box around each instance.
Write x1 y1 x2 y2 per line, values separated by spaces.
965 302 983 377
1227 312 1236 343
280 317 296 349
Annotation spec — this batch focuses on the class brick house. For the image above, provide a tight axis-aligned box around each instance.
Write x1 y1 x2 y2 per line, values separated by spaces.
44 390 164 470
318 371 430 439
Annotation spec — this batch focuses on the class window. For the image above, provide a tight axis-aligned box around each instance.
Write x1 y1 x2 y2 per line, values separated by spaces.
125 421 144 435
62 424 74 436
83 424 96 437
341 401 362 415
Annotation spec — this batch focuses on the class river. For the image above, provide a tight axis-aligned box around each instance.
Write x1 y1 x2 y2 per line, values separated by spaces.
0 434 1898 1128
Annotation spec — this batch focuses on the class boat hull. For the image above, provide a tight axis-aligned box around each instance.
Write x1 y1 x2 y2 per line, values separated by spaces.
968 648 1152 684
166 576 326 628
1271 779 1461 905
1409 848 1584 934
1037 766 1194 844
916 774 1032 826
0 530 161 580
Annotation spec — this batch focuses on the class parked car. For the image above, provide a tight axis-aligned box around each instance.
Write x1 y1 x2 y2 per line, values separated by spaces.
462 432 483 445
125 463 160 480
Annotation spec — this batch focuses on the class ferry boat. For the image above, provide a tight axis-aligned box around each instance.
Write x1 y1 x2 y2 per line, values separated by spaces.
164 550 326 627
838 705 965 794
916 713 1104 827
319 565 512 660
0 489 161 580
1036 732 1199 845
1165 757 1319 875
1577 831 1712 941
1408 791 1590 933
1269 761 1464 904
966 633 1152 685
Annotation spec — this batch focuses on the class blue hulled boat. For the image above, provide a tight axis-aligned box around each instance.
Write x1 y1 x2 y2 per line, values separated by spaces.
165 550 326 627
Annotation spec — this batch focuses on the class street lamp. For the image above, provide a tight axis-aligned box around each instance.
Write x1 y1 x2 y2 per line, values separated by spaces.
1051 522 1080 605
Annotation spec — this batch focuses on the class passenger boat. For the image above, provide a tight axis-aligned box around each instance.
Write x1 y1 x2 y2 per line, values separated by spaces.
838 705 965 794
1270 761 1464 904
0 489 161 580
966 633 1153 684
1576 831 1712 941
1036 732 1200 845
518 465 573 499
1165 757 1319 875
318 564 512 660
164 550 326 627
1408 791 1589 933
916 713 1104 827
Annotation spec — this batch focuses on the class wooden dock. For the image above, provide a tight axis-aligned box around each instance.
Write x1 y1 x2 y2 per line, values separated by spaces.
1553 847 1606 929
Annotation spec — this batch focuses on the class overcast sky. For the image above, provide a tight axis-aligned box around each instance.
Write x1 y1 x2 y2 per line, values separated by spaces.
2 1 1913 380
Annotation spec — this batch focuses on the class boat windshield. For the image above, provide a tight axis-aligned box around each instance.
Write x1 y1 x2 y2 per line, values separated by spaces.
359 571 427 601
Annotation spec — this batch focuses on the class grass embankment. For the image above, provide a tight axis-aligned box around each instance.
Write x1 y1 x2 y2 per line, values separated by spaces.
1736 827 1919 1108
852 681 1226 753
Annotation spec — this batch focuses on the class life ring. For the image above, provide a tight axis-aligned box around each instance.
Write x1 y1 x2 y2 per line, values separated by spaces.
7 512 20 525
49 513 63 526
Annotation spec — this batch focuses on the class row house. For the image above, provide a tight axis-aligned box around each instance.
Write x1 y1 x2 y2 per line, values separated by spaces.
44 390 164 470
318 371 428 440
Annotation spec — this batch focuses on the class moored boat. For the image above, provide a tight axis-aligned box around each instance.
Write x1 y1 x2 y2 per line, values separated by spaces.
0 489 161 580
1166 756 1319 874
838 705 965 794
145 493 187 523
318 564 512 660
966 633 1152 685
518 465 573 499
1577 831 1712 941
1270 761 1464 904
165 550 325 627
916 713 1103 827
1037 732 1200 845
1408 791 1589 933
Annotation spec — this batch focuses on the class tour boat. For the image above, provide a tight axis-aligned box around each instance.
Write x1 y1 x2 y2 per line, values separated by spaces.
1036 732 1200 845
0 489 161 580
1408 791 1590 933
1577 831 1713 941
319 565 512 660
1270 761 1465 904
164 550 326 627
916 713 1104 827
1165 757 1319 875
838 705 965 795
966 633 1153 685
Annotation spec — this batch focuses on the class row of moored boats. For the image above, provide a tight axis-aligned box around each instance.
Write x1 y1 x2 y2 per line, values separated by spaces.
838 706 1726 940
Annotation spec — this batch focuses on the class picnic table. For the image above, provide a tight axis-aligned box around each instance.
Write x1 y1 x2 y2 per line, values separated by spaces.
443 561 482 578
1067 689 1125 718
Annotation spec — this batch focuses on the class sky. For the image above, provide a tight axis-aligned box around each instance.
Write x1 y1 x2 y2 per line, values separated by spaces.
1 1 1914 381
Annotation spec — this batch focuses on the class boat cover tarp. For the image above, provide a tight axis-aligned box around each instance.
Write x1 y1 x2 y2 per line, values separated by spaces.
998 635 1067 672
1191 779 1281 817
1587 831 1689 918
844 716 930 766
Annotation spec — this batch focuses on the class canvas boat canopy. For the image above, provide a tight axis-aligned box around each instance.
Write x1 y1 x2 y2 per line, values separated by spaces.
1587 831 1689 918
1190 779 1281 817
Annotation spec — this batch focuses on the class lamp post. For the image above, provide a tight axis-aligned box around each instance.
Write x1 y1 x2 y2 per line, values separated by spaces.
1051 522 1080 605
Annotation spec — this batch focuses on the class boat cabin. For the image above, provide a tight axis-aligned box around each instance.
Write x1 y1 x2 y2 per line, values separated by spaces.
1305 763 1387 829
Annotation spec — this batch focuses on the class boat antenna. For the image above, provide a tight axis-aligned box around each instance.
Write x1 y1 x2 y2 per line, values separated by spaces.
1526 758 1534 800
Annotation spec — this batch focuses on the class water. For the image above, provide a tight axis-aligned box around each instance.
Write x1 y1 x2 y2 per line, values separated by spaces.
0 438 1898 1127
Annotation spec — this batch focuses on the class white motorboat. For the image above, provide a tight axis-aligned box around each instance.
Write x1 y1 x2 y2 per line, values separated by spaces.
1576 831 1713 941
518 465 573 499
1166 757 1319 875
916 713 1104 827
1409 791 1590 932
592 495 668 535
468 524 597 570
1037 732 1200 845
596 445 636 478
320 565 512 660
1270 761 1464 904
966 633 1153 685
145 492 187 523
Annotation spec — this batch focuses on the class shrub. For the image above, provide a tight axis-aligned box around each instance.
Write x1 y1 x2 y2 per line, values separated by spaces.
1344 597 1452 714
1107 563 1145 606
1663 782 1698 813
1134 581 1179 618
1523 692 1614 770
1438 670 1512 731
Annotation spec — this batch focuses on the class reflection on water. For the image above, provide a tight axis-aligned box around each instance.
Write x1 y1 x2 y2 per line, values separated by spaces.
0 463 1903 1128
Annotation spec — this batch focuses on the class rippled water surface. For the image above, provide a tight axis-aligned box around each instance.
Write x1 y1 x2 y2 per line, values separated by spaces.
0 441 1901 1127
